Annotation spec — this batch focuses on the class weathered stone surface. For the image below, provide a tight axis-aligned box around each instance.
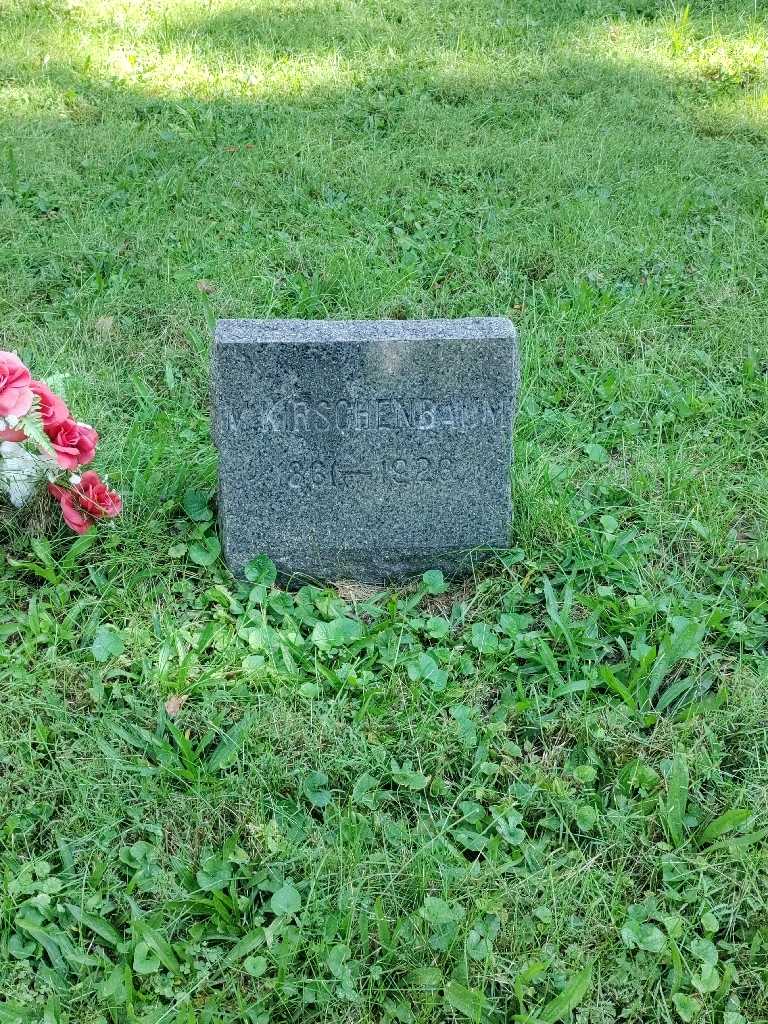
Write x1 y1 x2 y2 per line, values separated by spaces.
213 318 519 583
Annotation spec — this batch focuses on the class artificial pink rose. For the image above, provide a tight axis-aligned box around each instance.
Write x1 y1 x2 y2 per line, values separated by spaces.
0 427 26 442
48 472 121 534
48 483 94 534
73 471 122 519
46 418 98 470
0 351 33 419
30 380 69 431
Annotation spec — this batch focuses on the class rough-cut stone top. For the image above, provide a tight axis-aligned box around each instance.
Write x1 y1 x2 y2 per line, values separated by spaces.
215 317 516 346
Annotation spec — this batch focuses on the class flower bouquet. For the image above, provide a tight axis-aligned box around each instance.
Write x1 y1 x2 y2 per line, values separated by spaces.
0 350 121 533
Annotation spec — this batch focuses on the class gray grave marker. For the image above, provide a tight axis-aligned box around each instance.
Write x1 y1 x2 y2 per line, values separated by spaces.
213 318 519 583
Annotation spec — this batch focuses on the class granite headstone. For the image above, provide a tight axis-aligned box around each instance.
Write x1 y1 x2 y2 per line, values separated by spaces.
213 318 519 583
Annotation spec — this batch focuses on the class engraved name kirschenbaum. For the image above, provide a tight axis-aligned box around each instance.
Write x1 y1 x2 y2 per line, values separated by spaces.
225 397 515 434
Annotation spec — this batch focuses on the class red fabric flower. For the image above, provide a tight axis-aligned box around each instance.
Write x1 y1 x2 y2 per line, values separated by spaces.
30 380 70 432
48 483 93 534
48 471 121 534
47 418 98 470
0 351 33 419
74 471 122 519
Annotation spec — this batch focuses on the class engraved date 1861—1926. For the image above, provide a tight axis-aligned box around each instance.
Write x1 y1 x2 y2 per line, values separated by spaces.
281 455 466 490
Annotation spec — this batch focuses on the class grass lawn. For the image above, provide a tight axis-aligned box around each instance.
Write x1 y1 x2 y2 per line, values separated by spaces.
1 0 768 1020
